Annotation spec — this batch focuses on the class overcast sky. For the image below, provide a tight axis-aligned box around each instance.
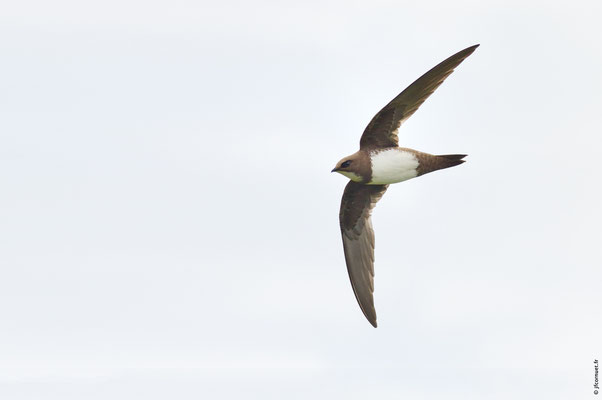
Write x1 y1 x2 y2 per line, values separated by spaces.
1 1 601 399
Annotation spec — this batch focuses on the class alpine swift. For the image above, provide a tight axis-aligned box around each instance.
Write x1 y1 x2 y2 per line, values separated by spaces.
332 44 479 327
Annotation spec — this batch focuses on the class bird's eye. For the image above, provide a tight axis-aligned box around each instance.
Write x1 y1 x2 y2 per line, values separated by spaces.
341 160 352 168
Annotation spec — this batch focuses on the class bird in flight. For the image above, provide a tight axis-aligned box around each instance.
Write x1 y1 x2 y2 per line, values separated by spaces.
332 44 479 327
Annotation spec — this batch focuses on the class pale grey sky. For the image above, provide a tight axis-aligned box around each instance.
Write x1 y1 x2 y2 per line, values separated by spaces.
1 1 601 399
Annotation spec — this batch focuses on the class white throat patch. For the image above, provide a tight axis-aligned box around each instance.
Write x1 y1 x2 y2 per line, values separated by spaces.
369 149 419 184
338 170 363 182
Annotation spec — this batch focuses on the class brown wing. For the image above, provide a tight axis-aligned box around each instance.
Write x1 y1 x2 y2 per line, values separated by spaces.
359 44 479 149
339 181 389 327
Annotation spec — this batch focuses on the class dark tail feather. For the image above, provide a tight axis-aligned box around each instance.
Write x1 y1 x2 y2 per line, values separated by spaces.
439 154 467 162
439 153 467 167
418 154 467 176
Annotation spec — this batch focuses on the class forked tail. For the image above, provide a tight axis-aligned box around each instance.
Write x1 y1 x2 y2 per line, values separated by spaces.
417 153 467 176
439 153 467 166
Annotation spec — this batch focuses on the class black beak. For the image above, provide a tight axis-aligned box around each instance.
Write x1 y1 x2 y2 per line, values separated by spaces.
331 168 338 172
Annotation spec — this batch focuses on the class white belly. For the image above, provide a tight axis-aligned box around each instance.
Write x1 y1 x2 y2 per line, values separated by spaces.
369 149 419 184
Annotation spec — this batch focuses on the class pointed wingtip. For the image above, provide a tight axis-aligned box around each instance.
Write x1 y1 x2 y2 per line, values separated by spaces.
366 314 377 328
463 44 480 55
360 307 378 328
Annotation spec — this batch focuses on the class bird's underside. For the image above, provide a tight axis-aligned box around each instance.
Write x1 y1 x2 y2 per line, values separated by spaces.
334 44 478 327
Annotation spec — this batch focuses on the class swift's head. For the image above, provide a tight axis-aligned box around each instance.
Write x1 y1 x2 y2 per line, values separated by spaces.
331 152 366 182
